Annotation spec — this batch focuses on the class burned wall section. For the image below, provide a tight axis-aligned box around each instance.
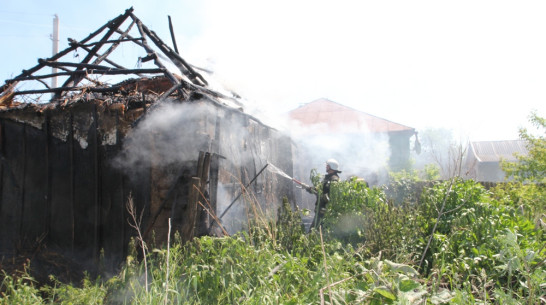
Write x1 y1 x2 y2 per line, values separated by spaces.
0 99 151 272
0 94 295 274
117 98 295 237
213 107 294 234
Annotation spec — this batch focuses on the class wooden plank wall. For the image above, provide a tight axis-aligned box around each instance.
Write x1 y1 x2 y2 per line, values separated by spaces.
0 105 151 272
0 99 294 272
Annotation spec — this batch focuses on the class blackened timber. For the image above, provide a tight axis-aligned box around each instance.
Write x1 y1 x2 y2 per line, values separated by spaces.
35 79 51 90
38 59 112 70
21 122 48 247
0 9 133 93
113 30 146 48
13 85 123 95
199 153 211 235
54 65 103 86
19 125 26 241
69 112 75 251
135 20 181 87
132 14 208 86
70 37 144 48
143 165 186 238
168 16 180 54
208 117 222 232
182 80 243 107
0 122 24 251
0 122 3 246
93 104 102 264
10 68 164 81
93 20 136 66
57 8 134 97
68 39 127 70
45 114 52 241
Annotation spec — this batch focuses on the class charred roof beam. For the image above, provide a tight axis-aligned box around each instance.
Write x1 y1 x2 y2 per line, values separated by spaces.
0 9 135 94
69 37 144 49
68 38 127 71
135 21 182 90
92 19 136 66
13 85 124 96
10 68 165 83
54 8 134 99
130 13 208 87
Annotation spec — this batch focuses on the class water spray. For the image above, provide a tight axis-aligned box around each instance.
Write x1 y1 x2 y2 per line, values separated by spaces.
267 163 316 194
210 162 317 233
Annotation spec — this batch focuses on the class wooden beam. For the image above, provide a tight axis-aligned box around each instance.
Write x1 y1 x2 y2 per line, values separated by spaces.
0 8 134 94
70 37 143 48
135 20 181 87
11 68 164 82
130 13 208 87
168 16 179 54
13 85 123 96
57 8 134 97
92 20 136 66
68 38 127 70
38 59 112 70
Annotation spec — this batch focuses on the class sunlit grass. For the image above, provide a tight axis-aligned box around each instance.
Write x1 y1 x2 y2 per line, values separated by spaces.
1 179 544 304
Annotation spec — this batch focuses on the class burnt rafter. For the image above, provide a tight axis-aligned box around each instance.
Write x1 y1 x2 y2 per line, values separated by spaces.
0 7 216 103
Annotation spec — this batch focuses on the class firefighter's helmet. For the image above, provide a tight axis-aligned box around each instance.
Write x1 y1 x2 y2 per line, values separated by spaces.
326 159 340 171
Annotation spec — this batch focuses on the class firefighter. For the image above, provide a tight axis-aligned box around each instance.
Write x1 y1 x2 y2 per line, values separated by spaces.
308 158 341 229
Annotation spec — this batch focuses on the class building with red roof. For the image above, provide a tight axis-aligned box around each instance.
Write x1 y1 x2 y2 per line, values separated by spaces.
288 98 416 185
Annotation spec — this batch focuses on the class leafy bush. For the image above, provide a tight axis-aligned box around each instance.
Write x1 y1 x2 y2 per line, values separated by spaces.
1 176 545 304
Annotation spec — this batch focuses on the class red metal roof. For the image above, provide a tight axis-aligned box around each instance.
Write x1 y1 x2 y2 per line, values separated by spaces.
288 98 415 134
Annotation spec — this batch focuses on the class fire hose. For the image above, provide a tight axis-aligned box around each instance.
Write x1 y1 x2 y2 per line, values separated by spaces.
291 178 316 194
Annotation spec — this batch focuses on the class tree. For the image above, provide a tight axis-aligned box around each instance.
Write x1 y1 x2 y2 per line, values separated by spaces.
412 128 465 179
502 111 546 184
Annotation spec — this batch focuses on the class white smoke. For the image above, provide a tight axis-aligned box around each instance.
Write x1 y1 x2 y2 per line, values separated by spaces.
114 100 219 172
287 115 391 186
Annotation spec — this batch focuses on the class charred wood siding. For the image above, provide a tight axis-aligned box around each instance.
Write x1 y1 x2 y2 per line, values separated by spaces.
0 97 294 271
0 103 151 270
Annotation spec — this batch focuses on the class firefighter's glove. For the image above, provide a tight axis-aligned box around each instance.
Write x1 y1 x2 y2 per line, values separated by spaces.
305 185 317 194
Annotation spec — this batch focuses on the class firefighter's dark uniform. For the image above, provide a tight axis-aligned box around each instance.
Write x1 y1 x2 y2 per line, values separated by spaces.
310 172 339 229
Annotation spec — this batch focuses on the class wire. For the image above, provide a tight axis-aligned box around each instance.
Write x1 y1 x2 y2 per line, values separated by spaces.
0 19 49 28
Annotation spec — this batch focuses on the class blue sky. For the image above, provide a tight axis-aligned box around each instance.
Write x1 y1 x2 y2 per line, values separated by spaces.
1 0 545 141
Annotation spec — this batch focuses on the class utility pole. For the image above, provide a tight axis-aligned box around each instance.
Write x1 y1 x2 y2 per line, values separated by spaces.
51 14 59 89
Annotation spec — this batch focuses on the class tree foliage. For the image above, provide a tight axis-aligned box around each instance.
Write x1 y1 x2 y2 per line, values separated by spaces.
502 111 546 183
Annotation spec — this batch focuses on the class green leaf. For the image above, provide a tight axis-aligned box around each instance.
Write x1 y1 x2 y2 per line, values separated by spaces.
430 289 454 304
399 279 420 292
385 260 419 276
373 286 396 300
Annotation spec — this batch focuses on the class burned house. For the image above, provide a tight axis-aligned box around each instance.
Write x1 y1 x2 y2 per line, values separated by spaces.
0 8 294 269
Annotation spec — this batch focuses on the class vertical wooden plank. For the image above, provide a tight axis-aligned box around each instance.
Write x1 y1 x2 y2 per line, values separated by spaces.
0 122 24 250
181 177 200 241
21 124 48 246
210 115 221 217
93 104 102 263
45 113 52 240
0 120 4 249
19 125 26 241
71 104 99 260
69 111 75 251
97 109 127 272
49 114 72 250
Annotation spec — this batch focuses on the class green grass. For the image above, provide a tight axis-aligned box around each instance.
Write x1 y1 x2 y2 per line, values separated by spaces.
1 179 544 304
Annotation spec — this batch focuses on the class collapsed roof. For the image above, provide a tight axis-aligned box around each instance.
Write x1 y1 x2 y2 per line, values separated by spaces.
0 7 241 110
